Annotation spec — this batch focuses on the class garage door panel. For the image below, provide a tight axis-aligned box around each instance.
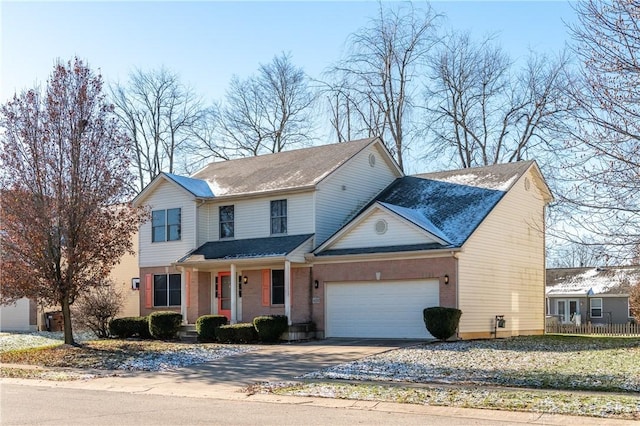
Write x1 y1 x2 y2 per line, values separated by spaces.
326 280 439 339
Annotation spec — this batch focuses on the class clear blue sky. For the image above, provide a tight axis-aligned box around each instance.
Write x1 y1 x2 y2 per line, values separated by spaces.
2 1 577 104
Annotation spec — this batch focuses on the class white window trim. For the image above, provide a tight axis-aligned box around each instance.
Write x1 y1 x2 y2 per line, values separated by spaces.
152 208 181 243
590 297 603 318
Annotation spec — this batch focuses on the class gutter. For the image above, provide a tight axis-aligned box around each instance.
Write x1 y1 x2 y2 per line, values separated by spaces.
306 247 462 264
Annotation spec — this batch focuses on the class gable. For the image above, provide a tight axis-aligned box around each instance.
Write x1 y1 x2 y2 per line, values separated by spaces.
329 209 443 250
134 173 202 206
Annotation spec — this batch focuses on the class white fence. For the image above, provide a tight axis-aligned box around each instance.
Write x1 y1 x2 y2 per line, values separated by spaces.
546 323 640 336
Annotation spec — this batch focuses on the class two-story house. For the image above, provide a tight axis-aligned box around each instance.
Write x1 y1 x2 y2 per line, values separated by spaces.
134 137 552 339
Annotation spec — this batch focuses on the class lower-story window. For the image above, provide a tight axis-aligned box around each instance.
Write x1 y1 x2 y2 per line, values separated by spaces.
271 269 285 305
154 274 181 307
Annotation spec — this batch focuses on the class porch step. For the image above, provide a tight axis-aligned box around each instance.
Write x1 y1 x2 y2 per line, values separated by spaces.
178 324 198 342
280 322 316 342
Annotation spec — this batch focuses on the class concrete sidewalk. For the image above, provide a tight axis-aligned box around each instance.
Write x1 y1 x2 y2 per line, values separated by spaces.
2 339 637 425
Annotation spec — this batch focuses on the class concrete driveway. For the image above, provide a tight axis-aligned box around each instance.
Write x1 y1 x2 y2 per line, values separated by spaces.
7 338 423 399
170 338 422 387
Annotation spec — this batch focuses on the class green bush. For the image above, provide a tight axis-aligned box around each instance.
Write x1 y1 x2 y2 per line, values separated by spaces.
148 311 182 340
109 316 150 339
215 323 258 343
423 307 462 341
196 315 228 342
253 315 288 343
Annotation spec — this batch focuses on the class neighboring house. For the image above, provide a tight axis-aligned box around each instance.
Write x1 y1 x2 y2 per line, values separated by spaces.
0 298 37 332
109 229 140 318
0 231 139 333
546 266 639 325
134 137 552 340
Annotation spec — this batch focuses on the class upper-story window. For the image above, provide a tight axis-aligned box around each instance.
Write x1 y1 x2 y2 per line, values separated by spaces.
152 208 181 242
270 200 287 235
219 205 234 239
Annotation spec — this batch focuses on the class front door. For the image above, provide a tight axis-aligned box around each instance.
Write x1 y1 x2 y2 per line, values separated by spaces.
217 272 231 320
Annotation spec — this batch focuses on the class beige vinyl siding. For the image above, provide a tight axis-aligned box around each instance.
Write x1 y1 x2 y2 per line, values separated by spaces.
139 180 197 267
206 192 315 241
315 143 398 246
331 210 438 250
196 203 212 246
109 230 140 317
457 168 547 338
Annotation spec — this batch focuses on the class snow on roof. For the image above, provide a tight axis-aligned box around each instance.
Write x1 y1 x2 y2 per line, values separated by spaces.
546 266 640 296
375 162 532 247
378 202 452 245
190 138 383 197
164 173 214 198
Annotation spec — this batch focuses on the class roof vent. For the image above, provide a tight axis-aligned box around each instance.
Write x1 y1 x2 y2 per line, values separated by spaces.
375 219 388 234
368 153 376 167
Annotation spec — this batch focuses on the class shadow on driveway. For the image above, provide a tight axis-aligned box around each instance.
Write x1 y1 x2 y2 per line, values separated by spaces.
164 338 426 387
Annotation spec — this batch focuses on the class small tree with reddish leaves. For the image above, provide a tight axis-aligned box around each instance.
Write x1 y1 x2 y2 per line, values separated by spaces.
0 58 145 345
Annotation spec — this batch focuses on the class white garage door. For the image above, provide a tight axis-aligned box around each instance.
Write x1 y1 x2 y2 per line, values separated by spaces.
326 280 439 339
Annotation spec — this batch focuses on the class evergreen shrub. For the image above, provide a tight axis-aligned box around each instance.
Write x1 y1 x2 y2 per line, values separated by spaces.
215 323 258 343
196 315 228 342
253 315 288 343
148 311 182 340
423 307 462 341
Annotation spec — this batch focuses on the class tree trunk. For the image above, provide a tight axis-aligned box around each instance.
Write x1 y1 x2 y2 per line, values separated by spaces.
60 295 75 346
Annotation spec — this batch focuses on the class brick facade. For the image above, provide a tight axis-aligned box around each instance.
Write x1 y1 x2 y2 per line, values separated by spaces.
311 256 458 335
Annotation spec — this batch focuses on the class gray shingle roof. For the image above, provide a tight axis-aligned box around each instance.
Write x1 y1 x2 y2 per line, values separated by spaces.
181 234 314 262
370 161 534 248
190 137 378 197
546 266 640 296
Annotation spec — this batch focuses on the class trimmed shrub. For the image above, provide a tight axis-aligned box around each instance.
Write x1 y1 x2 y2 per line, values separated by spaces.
196 315 228 342
253 315 288 343
109 316 150 339
423 307 462 341
149 311 182 340
215 323 258 344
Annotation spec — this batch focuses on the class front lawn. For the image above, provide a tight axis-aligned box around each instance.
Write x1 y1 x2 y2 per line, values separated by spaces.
2 333 638 419
301 335 640 392
268 335 640 420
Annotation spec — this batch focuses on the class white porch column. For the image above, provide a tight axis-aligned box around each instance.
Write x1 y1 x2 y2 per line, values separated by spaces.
179 267 187 325
284 260 292 325
230 263 237 324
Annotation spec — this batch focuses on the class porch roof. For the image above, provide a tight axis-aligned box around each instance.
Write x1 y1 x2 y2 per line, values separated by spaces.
178 234 314 262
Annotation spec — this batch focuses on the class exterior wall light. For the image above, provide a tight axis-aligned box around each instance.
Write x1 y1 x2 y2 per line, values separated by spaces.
314 280 319 289
444 274 449 285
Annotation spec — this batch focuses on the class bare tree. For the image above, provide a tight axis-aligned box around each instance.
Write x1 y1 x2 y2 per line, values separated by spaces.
424 31 572 168
111 67 207 190
323 3 439 170
547 242 607 268
218 52 316 157
553 0 640 261
71 279 124 338
0 58 144 345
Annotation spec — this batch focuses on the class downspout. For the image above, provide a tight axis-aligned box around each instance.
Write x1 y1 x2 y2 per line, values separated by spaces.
453 250 460 339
